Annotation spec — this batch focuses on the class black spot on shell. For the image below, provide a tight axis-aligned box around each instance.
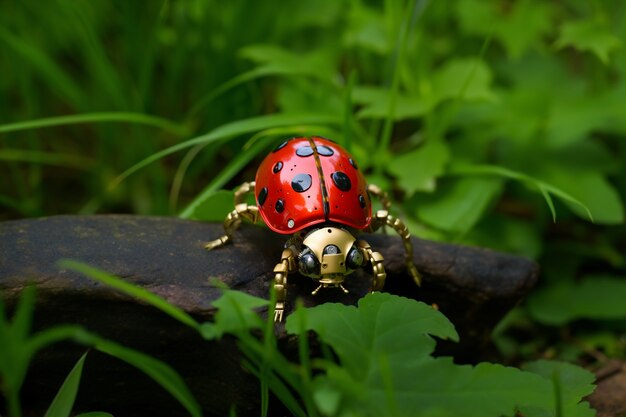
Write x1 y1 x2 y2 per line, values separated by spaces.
273 141 288 152
273 161 283 173
331 171 351 191
275 199 285 213
296 146 314 157
349 158 358 170
317 145 334 156
359 194 366 208
291 173 312 193
258 187 268 206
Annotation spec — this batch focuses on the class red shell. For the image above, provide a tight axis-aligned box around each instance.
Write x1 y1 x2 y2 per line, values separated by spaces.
254 136 372 234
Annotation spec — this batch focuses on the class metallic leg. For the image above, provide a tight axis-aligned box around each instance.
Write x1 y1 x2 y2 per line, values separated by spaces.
372 209 422 287
359 240 387 291
205 182 258 251
367 184 392 211
273 248 296 322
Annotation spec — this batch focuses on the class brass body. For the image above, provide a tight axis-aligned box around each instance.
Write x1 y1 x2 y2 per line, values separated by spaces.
205 181 422 322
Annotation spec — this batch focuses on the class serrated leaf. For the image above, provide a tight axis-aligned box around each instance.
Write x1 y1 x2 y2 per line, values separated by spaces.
555 19 622 64
362 358 552 417
286 293 458 379
523 360 596 417
287 293 557 417
388 140 450 194
416 176 504 233
527 276 626 325
200 290 269 339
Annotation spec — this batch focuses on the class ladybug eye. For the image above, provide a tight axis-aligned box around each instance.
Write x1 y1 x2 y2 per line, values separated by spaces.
298 248 320 276
346 244 364 270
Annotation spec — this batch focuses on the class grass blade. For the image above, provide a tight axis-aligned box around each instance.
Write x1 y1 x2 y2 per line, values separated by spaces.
84 334 202 417
0 149 93 170
449 163 594 222
0 112 188 136
0 25 83 107
179 126 334 219
95 340 202 417
11 286 36 342
112 113 339 190
58 260 199 330
44 352 88 417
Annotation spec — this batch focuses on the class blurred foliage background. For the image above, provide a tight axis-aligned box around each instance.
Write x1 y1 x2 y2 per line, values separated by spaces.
1 0 625 364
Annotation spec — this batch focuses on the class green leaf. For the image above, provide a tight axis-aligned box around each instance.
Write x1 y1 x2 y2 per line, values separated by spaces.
354 58 494 122
527 276 626 325
523 360 596 417
416 176 504 233
545 92 615 148
75 413 114 417
354 87 429 120
59 260 200 330
456 0 553 59
388 140 450 194
343 3 389 54
44 352 88 417
363 359 553 417
200 290 269 339
287 293 557 417
430 58 496 105
461 214 543 259
286 293 458 379
555 19 622 64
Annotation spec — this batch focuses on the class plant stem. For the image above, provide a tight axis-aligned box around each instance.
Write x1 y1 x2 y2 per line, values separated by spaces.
376 0 428 175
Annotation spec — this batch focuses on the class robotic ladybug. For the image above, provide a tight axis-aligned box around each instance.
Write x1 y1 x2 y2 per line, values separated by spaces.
206 136 421 321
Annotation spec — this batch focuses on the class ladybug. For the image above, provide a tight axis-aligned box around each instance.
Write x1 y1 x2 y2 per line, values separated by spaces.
206 136 421 321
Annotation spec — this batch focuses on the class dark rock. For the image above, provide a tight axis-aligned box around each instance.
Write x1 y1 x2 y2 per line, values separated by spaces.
0 215 539 416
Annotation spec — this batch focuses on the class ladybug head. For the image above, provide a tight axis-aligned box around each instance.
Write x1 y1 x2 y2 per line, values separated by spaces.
297 227 365 285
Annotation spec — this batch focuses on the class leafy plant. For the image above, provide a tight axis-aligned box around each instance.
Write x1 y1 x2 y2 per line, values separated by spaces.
63 260 597 417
